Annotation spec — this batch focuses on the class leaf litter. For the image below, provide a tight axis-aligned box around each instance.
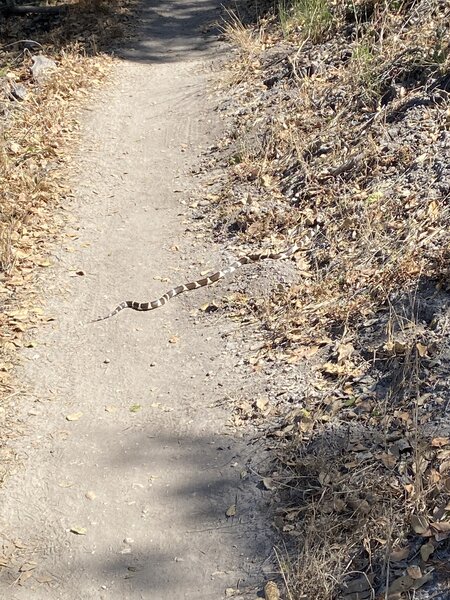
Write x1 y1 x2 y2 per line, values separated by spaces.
191 0 450 598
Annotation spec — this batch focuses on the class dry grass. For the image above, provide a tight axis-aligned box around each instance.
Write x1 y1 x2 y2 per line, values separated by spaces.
0 1 135 426
218 0 450 346
213 0 450 597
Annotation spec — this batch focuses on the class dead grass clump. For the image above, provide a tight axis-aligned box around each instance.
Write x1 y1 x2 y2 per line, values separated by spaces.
268 414 450 599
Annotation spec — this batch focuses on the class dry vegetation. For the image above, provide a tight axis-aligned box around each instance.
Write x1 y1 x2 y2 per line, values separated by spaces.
206 0 450 597
0 0 135 476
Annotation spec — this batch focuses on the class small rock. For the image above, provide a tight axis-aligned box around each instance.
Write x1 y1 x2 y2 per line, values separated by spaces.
31 55 57 84
11 83 27 101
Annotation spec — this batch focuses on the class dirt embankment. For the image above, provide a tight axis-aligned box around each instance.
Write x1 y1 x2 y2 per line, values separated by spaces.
189 1 450 598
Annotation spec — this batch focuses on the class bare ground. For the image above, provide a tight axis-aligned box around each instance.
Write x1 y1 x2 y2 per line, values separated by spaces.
0 2 274 598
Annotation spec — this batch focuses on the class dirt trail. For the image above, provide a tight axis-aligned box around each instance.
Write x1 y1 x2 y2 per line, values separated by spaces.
0 2 271 598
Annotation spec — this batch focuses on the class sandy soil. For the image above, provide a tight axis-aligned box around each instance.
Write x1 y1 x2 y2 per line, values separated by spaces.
0 2 272 598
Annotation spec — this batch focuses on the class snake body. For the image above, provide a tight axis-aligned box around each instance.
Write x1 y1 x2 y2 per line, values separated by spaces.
94 243 300 322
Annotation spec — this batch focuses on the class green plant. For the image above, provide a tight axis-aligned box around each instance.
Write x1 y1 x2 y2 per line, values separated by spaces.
278 0 332 42
352 40 382 104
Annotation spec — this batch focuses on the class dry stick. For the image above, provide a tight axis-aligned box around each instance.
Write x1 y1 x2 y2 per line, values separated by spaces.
0 39 43 51
273 546 294 600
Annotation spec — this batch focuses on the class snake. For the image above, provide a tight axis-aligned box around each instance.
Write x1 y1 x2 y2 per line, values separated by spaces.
94 243 301 322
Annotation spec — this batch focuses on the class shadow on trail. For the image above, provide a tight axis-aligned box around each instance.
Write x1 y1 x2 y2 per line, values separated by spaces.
118 0 222 64
0 0 222 64
56 427 271 597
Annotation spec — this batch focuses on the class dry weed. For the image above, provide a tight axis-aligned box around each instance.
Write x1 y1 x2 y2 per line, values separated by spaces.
215 0 450 597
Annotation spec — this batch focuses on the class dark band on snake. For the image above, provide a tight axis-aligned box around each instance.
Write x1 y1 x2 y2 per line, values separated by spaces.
93 243 300 322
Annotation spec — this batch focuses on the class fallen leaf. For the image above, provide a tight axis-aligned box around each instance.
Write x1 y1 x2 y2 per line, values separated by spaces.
420 542 434 561
390 546 410 562
256 397 269 412
410 514 431 536
432 437 450 448
264 581 280 600
262 477 275 490
379 452 396 469
384 340 407 355
129 404 141 413
70 527 87 535
430 520 450 533
66 412 83 422
9 142 21 154
225 504 236 518
407 565 422 579
387 574 415 596
337 342 354 363
416 342 428 357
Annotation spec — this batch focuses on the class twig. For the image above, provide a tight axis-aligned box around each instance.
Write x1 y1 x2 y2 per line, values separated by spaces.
0 39 43 51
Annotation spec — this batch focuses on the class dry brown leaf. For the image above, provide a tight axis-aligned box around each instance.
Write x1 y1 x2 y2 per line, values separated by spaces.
430 520 450 533
416 342 428 357
337 342 354 363
429 469 441 484
262 477 275 490
264 581 280 600
321 361 362 377
390 546 410 562
432 437 450 447
379 452 396 469
66 412 83 422
439 458 450 474
410 515 431 536
384 340 407 355
420 542 434 561
255 397 269 412
406 565 422 579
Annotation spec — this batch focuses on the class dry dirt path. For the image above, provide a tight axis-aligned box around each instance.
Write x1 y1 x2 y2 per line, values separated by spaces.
0 2 271 598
